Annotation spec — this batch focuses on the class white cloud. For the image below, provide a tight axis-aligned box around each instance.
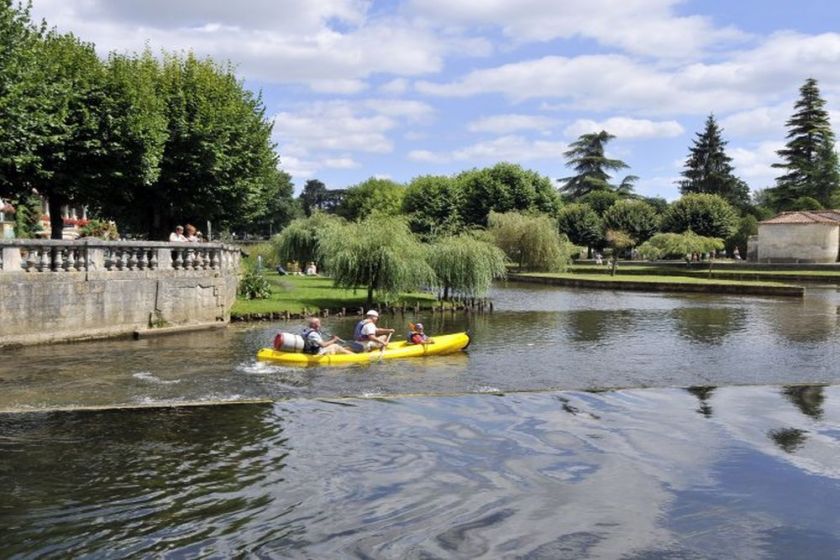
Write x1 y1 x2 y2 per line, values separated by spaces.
418 32 840 116
29 1 482 91
324 157 361 169
409 0 746 59
379 78 410 94
410 135 566 164
363 99 434 121
564 117 684 139
634 175 681 200
467 114 557 134
274 104 395 154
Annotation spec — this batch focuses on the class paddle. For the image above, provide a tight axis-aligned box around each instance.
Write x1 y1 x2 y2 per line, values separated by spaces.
378 331 393 362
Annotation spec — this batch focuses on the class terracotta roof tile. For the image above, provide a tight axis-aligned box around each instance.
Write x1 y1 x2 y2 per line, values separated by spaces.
760 210 840 224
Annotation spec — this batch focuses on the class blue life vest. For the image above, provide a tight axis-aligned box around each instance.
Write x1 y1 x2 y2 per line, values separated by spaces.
301 327 320 354
354 320 369 341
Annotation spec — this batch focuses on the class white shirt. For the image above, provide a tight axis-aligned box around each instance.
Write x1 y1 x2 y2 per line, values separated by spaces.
361 321 377 338
169 232 187 242
306 329 326 354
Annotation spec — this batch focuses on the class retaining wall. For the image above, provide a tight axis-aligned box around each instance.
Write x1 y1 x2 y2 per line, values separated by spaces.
0 240 240 346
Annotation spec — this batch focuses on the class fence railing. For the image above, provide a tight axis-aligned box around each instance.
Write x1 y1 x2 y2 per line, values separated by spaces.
0 240 241 274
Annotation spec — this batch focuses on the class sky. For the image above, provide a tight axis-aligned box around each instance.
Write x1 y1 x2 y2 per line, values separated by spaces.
28 0 840 199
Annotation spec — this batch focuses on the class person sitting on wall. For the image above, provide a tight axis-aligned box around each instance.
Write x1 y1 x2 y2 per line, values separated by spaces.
169 225 187 242
185 224 200 242
302 317 354 355
353 310 395 351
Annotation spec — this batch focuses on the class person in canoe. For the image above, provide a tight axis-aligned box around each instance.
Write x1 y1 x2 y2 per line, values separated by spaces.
303 318 355 355
407 322 434 345
354 310 395 351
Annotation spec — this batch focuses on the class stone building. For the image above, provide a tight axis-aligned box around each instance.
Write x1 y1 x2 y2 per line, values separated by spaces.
755 210 840 263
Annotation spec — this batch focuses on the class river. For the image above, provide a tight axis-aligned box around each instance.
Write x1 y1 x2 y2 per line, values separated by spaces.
1 282 839 558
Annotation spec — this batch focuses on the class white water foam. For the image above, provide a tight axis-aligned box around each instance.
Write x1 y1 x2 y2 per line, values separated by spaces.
236 360 287 375
132 372 181 385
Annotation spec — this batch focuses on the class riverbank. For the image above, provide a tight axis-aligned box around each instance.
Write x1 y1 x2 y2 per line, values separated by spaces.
571 262 840 284
510 272 805 297
231 274 489 321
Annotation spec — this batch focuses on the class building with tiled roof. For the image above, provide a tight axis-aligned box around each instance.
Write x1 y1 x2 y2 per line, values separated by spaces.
756 210 840 262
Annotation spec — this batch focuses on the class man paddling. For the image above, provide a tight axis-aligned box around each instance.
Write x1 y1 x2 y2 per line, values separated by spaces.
303 318 355 355
353 310 395 351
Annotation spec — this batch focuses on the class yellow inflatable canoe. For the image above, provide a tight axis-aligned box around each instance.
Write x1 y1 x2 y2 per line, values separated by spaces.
256 332 471 366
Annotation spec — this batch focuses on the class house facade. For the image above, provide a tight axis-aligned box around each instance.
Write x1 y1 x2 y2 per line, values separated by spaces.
756 210 840 263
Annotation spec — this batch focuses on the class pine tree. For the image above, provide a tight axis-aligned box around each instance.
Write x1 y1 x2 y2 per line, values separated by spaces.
679 114 749 208
770 78 840 208
559 130 630 199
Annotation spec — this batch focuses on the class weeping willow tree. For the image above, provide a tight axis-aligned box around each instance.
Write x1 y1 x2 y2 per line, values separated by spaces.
320 213 434 307
638 230 724 276
272 212 343 269
488 211 571 271
427 233 507 300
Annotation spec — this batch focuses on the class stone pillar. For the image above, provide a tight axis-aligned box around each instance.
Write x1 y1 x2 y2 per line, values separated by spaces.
156 247 173 270
85 246 105 272
2 245 22 271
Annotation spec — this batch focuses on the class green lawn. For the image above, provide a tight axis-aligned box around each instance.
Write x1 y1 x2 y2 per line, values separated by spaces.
231 274 438 316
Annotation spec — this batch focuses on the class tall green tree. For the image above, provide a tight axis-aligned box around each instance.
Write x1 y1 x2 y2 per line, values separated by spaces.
402 174 463 238
0 1 47 205
679 114 750 209
299 179 327 216
556 203 603 252
488 211 571 271
602 199 659 246
337 177 405 222
770 78 840 209
457 162 561 227
320 214 433 307
661 193 738 239
559 131 630 199
427 233 507 300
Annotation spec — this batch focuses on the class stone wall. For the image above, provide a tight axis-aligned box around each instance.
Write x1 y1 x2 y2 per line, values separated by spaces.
0 240 240 346
756 223 839 263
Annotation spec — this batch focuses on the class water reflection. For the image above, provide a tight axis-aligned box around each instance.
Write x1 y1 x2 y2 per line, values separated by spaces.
686 386 716 417
768 292 840 343
769 427 809 454
671 306 747 345
783 384 826 420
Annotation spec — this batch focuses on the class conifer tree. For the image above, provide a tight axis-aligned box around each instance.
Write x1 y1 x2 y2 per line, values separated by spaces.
679 114 749 209
770 78 840 208
559 131 630 199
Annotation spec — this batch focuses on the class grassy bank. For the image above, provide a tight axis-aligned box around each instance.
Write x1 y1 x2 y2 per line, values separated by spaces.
509 272 804 297
570 263 840 283
231 274 439 317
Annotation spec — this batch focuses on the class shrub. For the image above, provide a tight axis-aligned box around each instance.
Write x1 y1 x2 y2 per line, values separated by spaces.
238 269 271 299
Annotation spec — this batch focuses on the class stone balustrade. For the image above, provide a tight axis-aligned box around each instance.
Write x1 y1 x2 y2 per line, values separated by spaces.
0 239 240 274
0 240 242 347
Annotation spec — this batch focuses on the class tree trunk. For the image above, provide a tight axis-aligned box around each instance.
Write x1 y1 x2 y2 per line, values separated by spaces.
611 257 618 277
443 285 450 301
366 285 374 309
48 195 65 240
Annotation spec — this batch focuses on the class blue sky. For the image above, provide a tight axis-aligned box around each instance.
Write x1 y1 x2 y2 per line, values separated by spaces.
31 0 840 199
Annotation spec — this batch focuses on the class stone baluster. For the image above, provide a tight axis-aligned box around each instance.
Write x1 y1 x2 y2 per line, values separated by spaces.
173 247 183 270
73 247 84 271
208 249 218 270
118 248 129 270
60 247 72 272
38 247 50 272
194 248 205 270
185 247 195 270
126 248 137 270
149 249 159 270
138 248 149 270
